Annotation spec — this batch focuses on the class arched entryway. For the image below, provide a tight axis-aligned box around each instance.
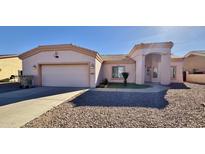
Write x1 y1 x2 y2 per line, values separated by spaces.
145 53 161 83
131 42 172 85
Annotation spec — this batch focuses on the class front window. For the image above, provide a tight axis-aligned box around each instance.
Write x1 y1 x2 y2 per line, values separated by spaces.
171 66 176 79
112 66 125 78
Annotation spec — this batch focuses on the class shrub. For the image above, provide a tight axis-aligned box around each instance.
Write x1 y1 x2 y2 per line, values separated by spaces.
121 72 129 86
10 75 15 79
101 78 108 85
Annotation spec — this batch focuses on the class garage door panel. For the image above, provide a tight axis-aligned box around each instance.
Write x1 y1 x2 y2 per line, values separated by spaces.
42 65 89 87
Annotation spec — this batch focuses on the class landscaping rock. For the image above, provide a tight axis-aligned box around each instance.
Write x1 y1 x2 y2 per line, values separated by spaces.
23 83 205 128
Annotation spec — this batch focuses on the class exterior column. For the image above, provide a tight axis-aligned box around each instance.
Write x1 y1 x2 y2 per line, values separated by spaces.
89 62 95 88
160 53 171 85
135 55 145 84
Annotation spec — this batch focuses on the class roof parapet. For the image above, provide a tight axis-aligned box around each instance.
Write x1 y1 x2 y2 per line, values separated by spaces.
128 41 174 57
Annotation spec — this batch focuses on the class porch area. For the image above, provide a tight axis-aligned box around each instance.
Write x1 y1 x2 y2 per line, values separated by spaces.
135 52 171 85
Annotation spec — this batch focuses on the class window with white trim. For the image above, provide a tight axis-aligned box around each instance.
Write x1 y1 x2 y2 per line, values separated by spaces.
171 66 176 79
112 66 125 78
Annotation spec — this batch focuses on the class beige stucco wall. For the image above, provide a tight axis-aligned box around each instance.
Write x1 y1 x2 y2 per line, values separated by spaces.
0 57 22 80
130 47 170 58
22 50 97 87
145 54 161 66
159 53 171 85
187 74 205 84
95 59 102 86
130 47 171 85
184 55 205 72
102 63 136 83
171 61 183 83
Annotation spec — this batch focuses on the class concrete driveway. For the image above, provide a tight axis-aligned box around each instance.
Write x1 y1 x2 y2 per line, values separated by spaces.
0 87 88 128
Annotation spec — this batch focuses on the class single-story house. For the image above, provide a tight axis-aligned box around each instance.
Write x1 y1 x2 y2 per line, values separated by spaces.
183 51 205 84
19 42 184 87
0 54 22 81
184 51 205 74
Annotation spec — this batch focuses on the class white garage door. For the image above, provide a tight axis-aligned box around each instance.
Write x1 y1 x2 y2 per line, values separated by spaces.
41 64 89 87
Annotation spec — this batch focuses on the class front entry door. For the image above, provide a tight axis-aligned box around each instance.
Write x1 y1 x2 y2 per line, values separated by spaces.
151 65 160 83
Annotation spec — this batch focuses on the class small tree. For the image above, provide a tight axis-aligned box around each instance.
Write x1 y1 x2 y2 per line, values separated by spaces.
121 72 129 86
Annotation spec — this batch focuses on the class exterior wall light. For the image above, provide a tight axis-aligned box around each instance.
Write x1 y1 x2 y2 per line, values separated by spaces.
32 65 37 70
54 51 59 58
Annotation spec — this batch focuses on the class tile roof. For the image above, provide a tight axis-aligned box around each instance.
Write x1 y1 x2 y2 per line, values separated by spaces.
0 54 18 59
184 50 205 57
129 41 173 56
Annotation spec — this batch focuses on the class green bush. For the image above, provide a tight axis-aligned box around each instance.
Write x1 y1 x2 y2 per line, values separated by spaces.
121 72 129 86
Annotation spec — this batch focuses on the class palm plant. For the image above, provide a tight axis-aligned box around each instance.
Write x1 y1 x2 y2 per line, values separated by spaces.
121 72 129 86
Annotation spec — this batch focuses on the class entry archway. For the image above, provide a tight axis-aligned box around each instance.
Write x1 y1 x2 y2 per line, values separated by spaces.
145 53 161 83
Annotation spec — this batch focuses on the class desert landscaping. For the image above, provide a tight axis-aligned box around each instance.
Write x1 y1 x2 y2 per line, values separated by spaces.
23 82 205 128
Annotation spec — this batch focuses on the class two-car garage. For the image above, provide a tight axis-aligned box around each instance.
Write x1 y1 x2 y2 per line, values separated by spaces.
19 44 103 88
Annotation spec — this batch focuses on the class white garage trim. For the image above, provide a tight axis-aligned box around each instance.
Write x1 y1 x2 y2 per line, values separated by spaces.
38 63 90 87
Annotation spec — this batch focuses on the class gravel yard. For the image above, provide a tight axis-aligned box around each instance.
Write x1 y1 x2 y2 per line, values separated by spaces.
23 83 205 128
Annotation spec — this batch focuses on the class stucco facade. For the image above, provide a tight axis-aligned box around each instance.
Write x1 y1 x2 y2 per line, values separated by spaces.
95 58 103 86
20 44 103 87
19 42 185 87
184 54 205 73
129 42 173 85
0 55 22 81
102 63 136 83
23 51 99 87
182 51 205 84
186 74 205 84
170 59 184 83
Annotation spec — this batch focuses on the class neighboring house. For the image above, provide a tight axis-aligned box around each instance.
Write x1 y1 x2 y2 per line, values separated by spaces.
184 51 205 73
19 42 184 87
0 54 22 81
183 51 205 84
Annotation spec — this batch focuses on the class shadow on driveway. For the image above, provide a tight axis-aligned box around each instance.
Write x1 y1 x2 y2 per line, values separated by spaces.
72 90 168 109
0 82 21 93
169 83 190 89
0 87 86 106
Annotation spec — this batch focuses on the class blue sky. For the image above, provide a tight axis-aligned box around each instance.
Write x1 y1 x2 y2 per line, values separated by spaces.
0 26 205 56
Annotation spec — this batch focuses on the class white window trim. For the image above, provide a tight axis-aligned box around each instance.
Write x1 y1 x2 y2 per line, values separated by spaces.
112 66 125 79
